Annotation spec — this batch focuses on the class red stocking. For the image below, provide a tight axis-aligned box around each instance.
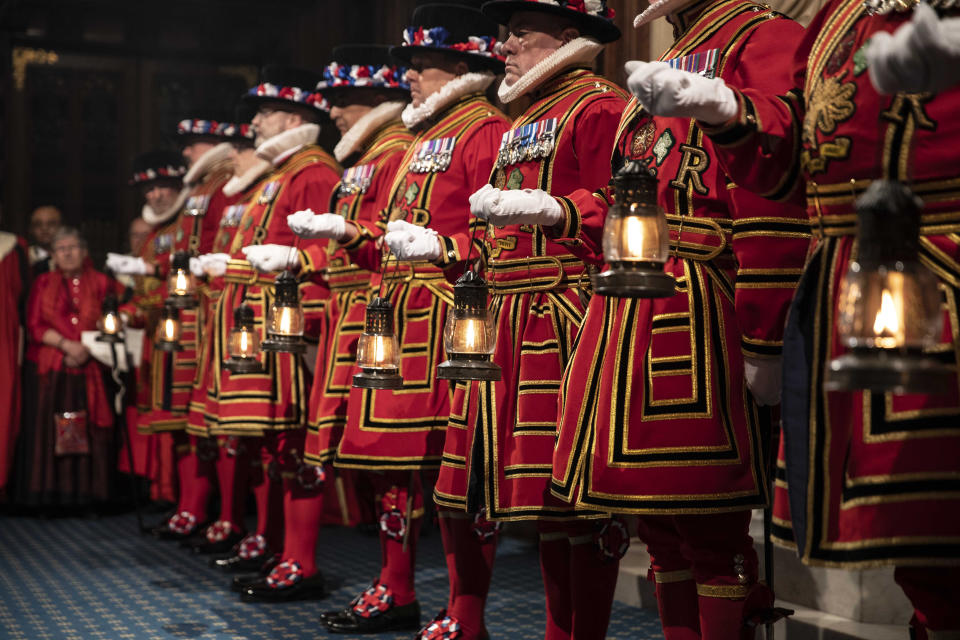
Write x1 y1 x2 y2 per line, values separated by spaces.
568 521 619 640
375 471 422 607
440 508 497 639
538 521 572 640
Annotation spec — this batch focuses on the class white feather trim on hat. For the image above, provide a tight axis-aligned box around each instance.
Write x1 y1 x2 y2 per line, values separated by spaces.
497 37 604 104
401 72 495 130
334 101 406 163
633 0 698 28
256 123 321 166
222 157 273 197
183 142 235 186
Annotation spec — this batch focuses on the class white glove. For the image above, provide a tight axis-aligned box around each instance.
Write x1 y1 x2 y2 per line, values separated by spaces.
744 356 782 407
287 208 347 240
867 3 960 95
106 252 150 276
384 220 442 262
241 244 300 273
468 184 564 227
189 257 204 278
198 253 230 277
624 60 738 125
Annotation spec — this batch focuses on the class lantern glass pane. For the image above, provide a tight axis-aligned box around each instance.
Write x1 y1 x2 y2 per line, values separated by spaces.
101 311 120 335
157 317 180 343
356 333 400 370
602 201 670 264
267 303 304 337
836 262 943 350
443 307 496 355
229 326 260 359
168 269 196 297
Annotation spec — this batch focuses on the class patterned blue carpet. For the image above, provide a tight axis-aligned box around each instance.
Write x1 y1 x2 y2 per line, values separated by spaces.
0 513 664 639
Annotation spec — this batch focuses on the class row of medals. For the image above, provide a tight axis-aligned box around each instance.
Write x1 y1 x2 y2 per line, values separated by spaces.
409 151 453 174
495 132 555 169
864 0 954 14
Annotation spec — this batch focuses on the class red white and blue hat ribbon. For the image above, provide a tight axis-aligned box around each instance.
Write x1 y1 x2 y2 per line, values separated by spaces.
177 119 257 140
517 0 615 19
402 26 505 61
247 83 330 112
131 164 187 184
318 63 409 90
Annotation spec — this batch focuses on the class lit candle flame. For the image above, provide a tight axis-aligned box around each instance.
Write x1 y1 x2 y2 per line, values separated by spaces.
453 318 486 353
163 318 177 342
174 269 189 295
276 306 296 335
103 312 118 334
239 329 250 355
873 288 902 347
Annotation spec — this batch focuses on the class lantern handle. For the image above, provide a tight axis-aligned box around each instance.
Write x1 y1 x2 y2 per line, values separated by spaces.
462 203 487 278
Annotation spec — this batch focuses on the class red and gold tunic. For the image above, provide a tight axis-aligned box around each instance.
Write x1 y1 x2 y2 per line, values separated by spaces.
185 171 271 438
335 93 509 471
301 120 414 466
433 69 627 520
121 219 174 416
704 0 960 568
202 145 340 436
548 1 810 520
142 163 233 432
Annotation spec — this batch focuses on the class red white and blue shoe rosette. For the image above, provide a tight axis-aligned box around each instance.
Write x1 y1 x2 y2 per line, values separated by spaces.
265 559 303 589
417 610 462 639
167 510 198 535
204 520 236 543
237 533 268 560
353 583 395 618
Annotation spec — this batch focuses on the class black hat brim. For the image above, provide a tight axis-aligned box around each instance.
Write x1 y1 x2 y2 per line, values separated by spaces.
390 44 505 74
240 94 330 118
481 1 621 43
317 84 411 101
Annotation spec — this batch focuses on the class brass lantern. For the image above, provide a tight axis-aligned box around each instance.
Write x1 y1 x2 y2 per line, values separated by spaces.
261 270 307 354
437 271 501 381
353 296 403 389
96 294 124 343
593 161 675 298
827 180 952 393
155 302 183 352
224 304 263 373
166 251 198 309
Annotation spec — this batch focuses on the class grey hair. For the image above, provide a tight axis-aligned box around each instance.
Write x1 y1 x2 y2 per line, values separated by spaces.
52 226 87 250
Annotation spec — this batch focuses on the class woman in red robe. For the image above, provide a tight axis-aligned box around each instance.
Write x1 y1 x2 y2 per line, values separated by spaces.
14 227 121 506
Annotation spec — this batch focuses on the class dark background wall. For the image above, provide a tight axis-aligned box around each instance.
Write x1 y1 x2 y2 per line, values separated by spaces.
0 0 648 263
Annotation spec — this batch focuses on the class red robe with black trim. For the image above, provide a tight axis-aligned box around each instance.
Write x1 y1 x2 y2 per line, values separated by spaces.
0 233 26 494
433 68 627 521
335 92 509 471
204 145 340 436
702 0 960 568
186 171 271 438
549 2 809 521
301 119 414 466
141 160 233 433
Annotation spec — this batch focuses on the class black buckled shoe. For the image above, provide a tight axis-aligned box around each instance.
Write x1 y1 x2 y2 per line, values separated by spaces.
325 583 420 634
209 533 272 572
191 531 245 555
240 561 326 603
150 511 202 541
229 554 281 592
319 579 379 625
